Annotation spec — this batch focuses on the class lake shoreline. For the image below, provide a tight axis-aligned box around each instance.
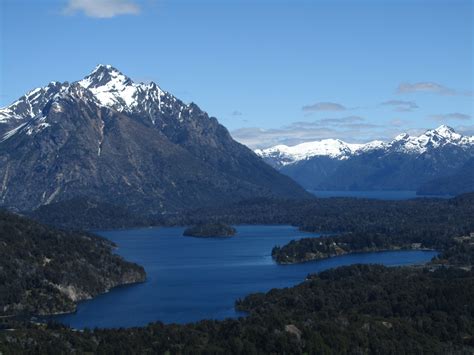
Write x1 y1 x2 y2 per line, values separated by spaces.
275 247 437 265
308 190 452 200
49 225 438 329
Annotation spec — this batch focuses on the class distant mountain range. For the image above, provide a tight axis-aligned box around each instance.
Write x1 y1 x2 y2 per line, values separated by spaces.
0 65 308 215
256 125 474 195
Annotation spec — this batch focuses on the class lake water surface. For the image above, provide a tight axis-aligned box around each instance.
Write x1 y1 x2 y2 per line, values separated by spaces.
309 190 451 200
54 225 437 328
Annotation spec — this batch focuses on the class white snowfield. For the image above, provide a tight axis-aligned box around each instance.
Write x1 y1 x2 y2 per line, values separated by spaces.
255 125 474 166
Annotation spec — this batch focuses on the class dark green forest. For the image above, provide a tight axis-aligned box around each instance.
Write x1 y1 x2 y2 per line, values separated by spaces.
0 211 145 317
1 193 474 353
2 265 473 354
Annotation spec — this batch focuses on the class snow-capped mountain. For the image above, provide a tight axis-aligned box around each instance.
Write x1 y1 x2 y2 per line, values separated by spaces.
256 125 474 167
0 65 308 212
389 125 474 154
0 64 193 142
0 81 63 123
256 126 474 193
255 139 365 167
77 64 185 122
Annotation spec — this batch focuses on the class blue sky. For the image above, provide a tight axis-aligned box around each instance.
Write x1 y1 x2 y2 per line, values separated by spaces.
0 0 472 148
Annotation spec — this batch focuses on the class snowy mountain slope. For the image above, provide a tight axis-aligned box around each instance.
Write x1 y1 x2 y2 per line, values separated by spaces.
389 126 474 154
77 64 183 122
0 65 190 139
256 126 474 192
256 125 474 168
255 139 365 167
0 81 63 123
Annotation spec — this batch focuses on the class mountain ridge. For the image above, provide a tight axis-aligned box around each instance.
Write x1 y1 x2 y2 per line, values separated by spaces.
256 125 474 167
256 126 474 192
0 65 309 214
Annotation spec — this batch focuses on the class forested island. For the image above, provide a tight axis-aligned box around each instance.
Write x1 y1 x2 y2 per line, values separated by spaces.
183 223 236 238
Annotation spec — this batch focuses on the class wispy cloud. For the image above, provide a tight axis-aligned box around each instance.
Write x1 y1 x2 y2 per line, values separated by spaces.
63 0 140 18
230 110 243 116
396 82 472 96
231 116 394 148
381 100 418 112
429 113 471 121
291 116 364 128
302 102 347 112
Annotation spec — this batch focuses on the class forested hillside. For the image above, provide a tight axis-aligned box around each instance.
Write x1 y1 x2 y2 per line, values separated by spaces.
2 265 473 353
0 211 145 316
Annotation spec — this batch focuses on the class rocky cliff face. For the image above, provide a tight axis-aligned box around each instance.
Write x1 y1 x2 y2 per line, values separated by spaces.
0 65 308 214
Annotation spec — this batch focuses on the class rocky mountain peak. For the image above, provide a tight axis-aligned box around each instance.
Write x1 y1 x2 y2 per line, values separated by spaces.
80 64 133 89
76 64 171 114
0 65 309 212
426 125 460 140
394 133 410 141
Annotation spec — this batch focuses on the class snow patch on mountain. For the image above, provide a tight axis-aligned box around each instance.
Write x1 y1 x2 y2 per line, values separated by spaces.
0 64 185 124
77 64 179 117
1 123 29 142
391 125 473 154
255 139 366 166
256 125 474 166
0 82 64 123
0 64 195 142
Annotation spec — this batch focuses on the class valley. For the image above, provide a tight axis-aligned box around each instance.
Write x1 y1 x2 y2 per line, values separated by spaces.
0 65 472 353
2 0 472 352
1 216 472 353
1 192 473 353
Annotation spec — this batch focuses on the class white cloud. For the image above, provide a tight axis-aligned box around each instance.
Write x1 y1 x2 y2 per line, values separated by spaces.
64 0 140 18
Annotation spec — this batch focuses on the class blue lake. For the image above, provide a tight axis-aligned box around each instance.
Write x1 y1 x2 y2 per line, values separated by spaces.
309 190 452 200
54 225 437 328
